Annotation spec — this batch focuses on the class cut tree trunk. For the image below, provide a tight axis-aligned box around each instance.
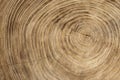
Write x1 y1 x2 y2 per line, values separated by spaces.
0 0 120 80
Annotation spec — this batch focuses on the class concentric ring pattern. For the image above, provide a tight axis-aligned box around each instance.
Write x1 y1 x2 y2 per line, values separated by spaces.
1 0 120 80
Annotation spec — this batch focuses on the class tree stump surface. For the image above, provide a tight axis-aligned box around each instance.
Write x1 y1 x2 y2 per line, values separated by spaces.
0 0 120 80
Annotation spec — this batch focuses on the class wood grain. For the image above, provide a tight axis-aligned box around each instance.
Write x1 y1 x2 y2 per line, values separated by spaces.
1 0 120 80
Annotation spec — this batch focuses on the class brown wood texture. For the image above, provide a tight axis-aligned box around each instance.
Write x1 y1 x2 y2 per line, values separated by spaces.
1 0 120 80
